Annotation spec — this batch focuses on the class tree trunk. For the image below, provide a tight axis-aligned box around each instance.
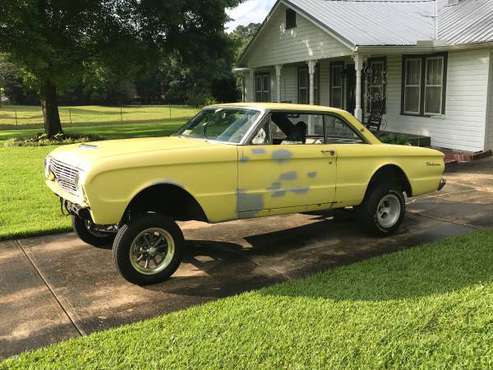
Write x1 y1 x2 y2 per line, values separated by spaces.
40 79 63 137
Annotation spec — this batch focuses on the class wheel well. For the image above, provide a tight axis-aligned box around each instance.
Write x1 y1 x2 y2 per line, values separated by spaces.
365 165 412 199
123 184 208 224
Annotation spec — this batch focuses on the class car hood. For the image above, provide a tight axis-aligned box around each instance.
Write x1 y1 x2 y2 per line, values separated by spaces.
49 136 221 170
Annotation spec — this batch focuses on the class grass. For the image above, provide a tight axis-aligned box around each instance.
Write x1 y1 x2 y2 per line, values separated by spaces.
0 121 183 143
0 105 199 128
0 105 190 241
2 231 492 369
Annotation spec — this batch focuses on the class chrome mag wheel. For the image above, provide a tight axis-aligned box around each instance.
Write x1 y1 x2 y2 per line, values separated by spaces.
129 228 175 275
376 193 402 229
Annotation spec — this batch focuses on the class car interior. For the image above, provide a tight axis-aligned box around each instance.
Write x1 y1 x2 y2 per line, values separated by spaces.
251 111 364 145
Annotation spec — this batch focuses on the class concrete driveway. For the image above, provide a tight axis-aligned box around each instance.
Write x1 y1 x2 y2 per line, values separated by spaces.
1 158 492 360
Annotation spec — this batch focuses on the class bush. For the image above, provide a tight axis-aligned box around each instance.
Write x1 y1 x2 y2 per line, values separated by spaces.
4 133 104 147
378 133 411 146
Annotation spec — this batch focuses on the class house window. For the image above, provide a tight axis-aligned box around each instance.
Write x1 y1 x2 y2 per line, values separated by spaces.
255 72 271 102
298 66 319 104
425 57 445 115
403 58 422 114
365 57 386 114
330 62 344 108
286 8 296 29
402 53 447 116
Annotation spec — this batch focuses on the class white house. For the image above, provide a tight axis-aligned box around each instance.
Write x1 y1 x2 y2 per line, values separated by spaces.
235 0 493 153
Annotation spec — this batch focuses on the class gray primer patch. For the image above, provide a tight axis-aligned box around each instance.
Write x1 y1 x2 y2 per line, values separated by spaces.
308 171 318 178
268 182 282 191
290 187 310 195
280 171 297 181
237 190 264 215
272 149 292 163
252 148 267 155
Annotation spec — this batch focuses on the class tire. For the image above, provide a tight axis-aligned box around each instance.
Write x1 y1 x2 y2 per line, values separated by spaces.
356 182 406 236
72 215 115 248
112 214 184 285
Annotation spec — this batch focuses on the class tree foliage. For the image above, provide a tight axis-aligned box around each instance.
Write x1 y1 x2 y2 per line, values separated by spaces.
229 23 262 61
0 0 241 136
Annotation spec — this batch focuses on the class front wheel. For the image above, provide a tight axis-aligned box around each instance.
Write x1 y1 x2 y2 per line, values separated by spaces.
356 183 406 236
112 214 184 285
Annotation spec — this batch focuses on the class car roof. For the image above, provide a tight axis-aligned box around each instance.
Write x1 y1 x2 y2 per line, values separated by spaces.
206 102 348 114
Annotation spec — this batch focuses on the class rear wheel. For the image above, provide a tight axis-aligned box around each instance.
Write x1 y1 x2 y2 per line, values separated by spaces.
357 183 406 236
72 215 115 248
112 214 184 285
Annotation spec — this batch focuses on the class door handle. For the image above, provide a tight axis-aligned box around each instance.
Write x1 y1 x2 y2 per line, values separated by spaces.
321 150 336 156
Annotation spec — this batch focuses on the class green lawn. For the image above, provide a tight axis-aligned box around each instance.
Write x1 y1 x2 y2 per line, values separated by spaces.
0 104 199 128
0 106 190 241
2 231 492 369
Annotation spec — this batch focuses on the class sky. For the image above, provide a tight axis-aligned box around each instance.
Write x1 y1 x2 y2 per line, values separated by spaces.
226 0 277 32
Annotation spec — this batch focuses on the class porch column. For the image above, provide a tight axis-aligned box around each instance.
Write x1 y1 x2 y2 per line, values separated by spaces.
307 60 317 105
353 54 363 121
275 64 283 103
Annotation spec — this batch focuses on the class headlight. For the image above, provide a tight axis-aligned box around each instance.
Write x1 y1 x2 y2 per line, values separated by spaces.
44 157 52 179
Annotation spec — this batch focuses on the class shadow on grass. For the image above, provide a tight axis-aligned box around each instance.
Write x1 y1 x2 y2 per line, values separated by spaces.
260 230 493 302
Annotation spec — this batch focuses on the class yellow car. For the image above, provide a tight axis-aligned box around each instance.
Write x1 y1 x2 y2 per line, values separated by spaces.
45 103 446 285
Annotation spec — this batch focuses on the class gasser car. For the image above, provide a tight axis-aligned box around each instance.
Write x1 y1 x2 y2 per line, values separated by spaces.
44 103 446 285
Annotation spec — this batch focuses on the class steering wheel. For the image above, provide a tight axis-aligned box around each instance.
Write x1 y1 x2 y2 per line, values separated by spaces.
202 122 209 138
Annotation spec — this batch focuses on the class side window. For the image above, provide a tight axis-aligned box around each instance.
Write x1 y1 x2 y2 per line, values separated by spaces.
251 112 325 145
324 115 364 144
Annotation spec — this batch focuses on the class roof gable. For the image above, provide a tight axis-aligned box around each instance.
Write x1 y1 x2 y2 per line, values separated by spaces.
239 1 352 67
239 0 493 65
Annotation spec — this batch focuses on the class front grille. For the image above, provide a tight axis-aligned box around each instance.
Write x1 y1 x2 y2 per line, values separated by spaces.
50 159 80 194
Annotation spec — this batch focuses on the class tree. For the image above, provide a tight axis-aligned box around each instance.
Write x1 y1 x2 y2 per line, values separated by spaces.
229 23 261 61
0 54 38 105
0 0 241 137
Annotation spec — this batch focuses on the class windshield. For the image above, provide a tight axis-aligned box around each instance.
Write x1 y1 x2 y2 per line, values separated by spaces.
175 108 261 143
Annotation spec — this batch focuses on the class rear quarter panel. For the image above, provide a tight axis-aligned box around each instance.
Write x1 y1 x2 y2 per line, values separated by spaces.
334 144 445 207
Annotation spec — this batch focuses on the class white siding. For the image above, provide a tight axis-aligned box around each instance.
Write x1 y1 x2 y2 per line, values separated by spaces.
243 4 351 69
487 49 493 150
281 65 298 103
385 49 490 152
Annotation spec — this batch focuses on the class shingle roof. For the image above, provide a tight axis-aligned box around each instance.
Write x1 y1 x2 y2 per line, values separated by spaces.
284 0 493 46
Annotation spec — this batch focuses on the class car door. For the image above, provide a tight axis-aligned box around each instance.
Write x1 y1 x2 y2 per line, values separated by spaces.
323 113 371 207
237 111 337 218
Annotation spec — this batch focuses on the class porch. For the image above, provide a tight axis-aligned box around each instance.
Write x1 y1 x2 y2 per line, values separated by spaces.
235 54 406 135
235 55 368 122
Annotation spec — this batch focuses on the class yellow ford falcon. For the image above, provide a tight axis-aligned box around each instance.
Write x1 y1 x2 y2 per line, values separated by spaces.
45 103 446 285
